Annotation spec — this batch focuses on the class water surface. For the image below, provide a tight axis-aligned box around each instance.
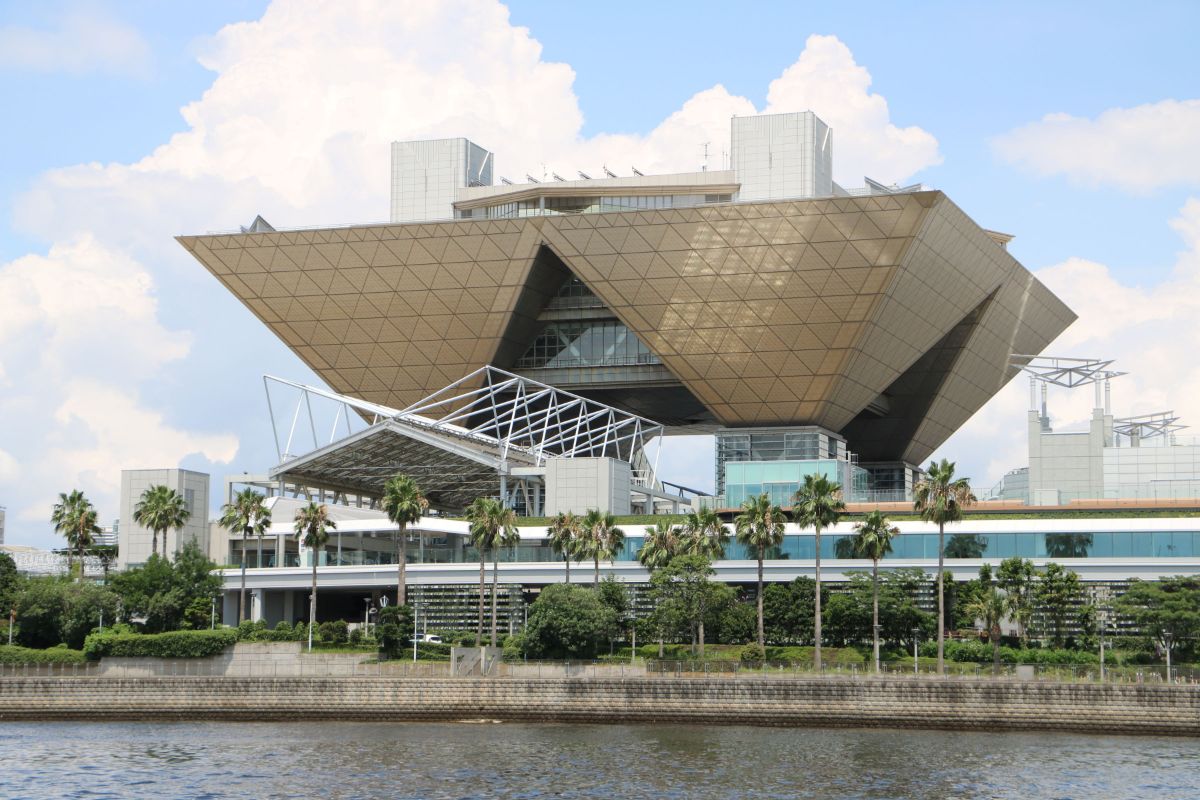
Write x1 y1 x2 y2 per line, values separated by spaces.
2 721 1197 799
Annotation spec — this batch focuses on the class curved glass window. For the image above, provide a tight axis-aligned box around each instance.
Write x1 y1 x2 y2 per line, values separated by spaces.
516 320 660 369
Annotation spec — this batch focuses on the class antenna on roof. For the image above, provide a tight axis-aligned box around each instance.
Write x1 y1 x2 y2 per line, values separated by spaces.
631 166 644 177
552 172 566 181
500 176 513 185
603 165 617 178
701 141 710 172
525 174 540 184
578 171 591 180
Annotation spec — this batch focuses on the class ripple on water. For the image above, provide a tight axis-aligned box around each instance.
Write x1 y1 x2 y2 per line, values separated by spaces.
2 721 1199 800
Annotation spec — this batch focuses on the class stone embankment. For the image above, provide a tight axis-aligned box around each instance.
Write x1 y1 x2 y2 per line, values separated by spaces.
2 676 1198 736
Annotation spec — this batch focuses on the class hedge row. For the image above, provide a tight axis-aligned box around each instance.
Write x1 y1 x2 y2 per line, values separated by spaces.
0 644 87 664
83 628 237 661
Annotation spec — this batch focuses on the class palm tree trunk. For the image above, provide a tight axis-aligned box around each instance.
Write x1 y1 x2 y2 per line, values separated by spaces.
491 553 499 648
476 556 485 647
872 559 880 674
151 530 158 558
698 620 705 659
814 523 822 671
756 554 765 652
991 627 1000 674
397 524 407 607
593 555 599 588
937 521 945 674
564 555 570 584
309 555 317 652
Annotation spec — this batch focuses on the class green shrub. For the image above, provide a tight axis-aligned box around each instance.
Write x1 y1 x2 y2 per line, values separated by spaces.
348 628 363 646
739 644 764 665
416 641 452 660
83 628 237 661
236 619 258 641
0 644 87 664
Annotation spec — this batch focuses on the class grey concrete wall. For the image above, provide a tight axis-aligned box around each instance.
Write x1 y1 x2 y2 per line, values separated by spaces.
2 676 1198 736
544 457 631 516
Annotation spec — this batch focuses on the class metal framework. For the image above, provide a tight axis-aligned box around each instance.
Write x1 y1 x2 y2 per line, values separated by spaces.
1113 412 1187 445
264 366 663 468
1012 355 1126 415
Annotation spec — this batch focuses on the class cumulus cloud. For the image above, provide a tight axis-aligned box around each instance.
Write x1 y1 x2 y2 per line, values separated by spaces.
993 99 1200 192
0 9 152 77
937 198 1200 487
0 237 237 539
3 1 940 544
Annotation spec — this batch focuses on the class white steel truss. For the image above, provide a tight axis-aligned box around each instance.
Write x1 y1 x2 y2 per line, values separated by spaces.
1113 411 1188 444
263 366 664 469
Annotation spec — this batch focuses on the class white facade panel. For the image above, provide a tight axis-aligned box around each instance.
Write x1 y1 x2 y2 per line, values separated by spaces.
731 111 832 202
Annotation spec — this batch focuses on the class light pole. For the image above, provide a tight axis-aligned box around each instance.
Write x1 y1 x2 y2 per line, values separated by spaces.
211 597 217 630
413 599 419 663
912 627 921 676
1164 632 1173 683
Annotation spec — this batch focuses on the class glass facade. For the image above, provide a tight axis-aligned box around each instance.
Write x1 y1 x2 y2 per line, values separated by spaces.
516 320 659 370
471 193 732 220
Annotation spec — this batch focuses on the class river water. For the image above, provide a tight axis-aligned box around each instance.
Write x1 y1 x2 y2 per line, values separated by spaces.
2 721 1198 799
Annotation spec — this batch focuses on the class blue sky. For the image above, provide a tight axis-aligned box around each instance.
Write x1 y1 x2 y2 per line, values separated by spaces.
2 0 1199 548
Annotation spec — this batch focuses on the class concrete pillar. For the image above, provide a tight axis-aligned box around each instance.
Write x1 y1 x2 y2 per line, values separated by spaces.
283 590 295 626
251 589 264 622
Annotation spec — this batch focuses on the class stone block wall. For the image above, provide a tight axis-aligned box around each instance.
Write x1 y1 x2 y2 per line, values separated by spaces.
1 676 1198 735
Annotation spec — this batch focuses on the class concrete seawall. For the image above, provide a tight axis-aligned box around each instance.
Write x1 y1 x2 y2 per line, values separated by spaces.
2 677 1199 736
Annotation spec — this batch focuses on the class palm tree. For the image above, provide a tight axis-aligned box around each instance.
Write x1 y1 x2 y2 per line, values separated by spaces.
580 509 626 588
493 520 522 648
681 507 728 560
735 494 786 653
913 458 975 673
133 484 190 560
294 501 336 651
637 520 681 571
219 489 272 624
51 490 101 583
381 474 429 607
851 510 900 674
965 586 1006 674
546 511 581 583
793 473 844 671
466 497 517 647
638 520 682 658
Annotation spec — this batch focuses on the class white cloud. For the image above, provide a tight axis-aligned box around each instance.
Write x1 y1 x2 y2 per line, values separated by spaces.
993 99 1200 192
3 1 940 544
937 198 1200 487
0 10 152 77
0 236 237 541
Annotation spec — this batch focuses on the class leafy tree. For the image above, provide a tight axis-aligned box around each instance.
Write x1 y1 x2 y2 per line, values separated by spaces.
51 490 101 582
376 604 415 657
681 507 728 560
293 501 336 650
578 509 625 588
851 510 899 673
133 484 191 560
650 554 716 656
88 544 119 585
763 577 817 645
111 542 222 633
0 551 18 618
997 557 1037 646
1035 562 1090 648
523 583 617 659
546 512 583 583
707 590 754 646
465 496 517 647
1115 577 1200 660
735 493 786 653
875 569 935 645
964 586 1006 673
381 473 429 606
13 578 118 649
823 592 869 647
219 488 272 623
913 458 975 673
793 473 844 670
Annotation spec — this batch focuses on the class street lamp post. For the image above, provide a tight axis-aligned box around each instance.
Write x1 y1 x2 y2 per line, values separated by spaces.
211 597 217 630
912 628 921 676
1164 632 1173 683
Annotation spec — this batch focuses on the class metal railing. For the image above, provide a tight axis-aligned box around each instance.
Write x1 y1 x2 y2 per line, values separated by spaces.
1 657 1197 685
